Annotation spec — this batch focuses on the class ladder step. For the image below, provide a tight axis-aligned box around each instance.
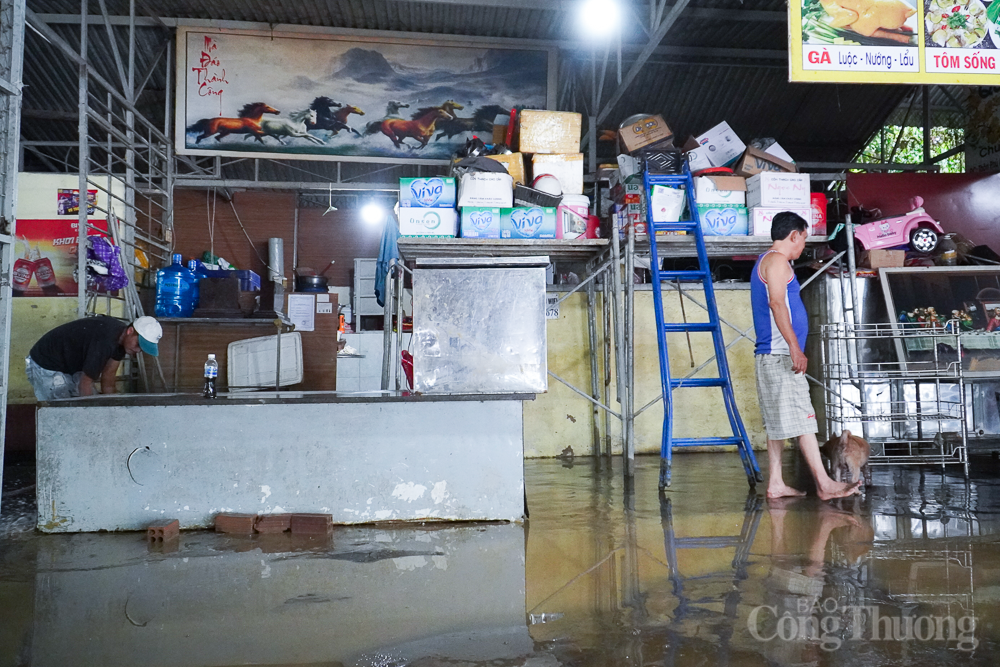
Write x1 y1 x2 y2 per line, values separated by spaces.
663 322 716 333
646 175 689 186
672 437 746 448
651 221 698 232
669 378 726 388
659 270 707 281
674 536 742 548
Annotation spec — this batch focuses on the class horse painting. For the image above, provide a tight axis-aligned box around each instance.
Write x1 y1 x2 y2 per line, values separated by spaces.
370 100 464 149
434 104 508 141
258 109 326 145
362 100 412 137
187 102 279 143
307 99 365 138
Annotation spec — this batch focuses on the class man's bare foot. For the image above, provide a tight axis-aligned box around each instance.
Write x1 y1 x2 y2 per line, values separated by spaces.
767 484 807 499
817 479 861 500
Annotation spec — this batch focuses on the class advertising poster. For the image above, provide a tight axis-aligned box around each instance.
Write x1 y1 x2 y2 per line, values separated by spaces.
174 26 554 164
967 86 1000 171
56 189 97 216
12 220 110 297
790 0 1000 84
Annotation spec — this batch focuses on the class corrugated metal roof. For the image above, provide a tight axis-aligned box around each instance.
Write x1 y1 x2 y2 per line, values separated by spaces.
19 0 954 174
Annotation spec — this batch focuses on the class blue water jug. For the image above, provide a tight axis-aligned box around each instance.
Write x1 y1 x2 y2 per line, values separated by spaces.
155 253 196 318
187 259 208 309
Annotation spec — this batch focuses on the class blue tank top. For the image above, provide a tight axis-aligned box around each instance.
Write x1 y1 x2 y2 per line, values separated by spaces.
751 250 808 355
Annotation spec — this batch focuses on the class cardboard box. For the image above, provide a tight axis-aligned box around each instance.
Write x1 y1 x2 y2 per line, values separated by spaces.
457 172 514 208
518 110 582 154
694 175 746 206
763 141 795 164
618 114 673 154
693 122 746 168
865 249 905 269
398 207 458 237
683 136 714 173
746 173 811 209
650 185 686 223
698 204 749 236
531 153 584 194
500 207 557 239
734 146 797 177
460 207 502 238
399 177 456 208
485 153 526 186
750 207 813 237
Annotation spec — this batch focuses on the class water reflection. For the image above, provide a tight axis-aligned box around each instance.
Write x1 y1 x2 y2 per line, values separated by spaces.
3 455 1000 665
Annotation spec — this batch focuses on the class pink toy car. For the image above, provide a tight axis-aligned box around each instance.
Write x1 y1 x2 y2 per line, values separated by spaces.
852 197 944 254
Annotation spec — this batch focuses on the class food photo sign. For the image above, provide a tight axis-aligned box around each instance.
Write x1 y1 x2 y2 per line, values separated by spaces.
175 26 554 164
789 0 1000 83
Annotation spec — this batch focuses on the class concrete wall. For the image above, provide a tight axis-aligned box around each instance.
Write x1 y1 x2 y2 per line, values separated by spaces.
525 286 765 458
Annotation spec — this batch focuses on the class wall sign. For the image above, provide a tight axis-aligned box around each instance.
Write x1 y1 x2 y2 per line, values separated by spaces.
175 26 554 164
789 0 1000 84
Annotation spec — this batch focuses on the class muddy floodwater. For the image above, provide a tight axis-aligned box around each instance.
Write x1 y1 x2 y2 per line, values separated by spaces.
2 452 1000 666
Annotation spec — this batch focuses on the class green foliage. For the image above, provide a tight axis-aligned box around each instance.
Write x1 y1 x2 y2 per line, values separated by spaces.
856 125 965 173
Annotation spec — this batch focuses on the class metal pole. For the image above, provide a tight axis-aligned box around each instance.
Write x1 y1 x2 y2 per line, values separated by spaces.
587 275 601 456
602 269 612 457
844 215 870 442
274 321 281 391
395 262 404 391
625 220 636 475
76 0 89 318
381 261 395 390
609 217 627 457
922 86 931 166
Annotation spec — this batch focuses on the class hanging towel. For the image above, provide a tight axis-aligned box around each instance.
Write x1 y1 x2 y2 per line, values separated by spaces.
375 213 400 307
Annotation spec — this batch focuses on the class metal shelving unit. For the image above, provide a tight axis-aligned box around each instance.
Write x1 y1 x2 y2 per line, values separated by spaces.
820 321 969 474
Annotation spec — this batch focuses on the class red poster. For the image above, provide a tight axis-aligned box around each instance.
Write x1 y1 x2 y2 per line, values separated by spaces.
13 219 110 297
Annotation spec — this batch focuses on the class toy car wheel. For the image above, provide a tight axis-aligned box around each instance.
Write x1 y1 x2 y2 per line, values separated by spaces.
909 226 938 254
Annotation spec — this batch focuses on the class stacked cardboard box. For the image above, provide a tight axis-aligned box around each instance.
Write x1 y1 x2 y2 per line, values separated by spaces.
693 174 748 236
746 173 813 237
398 177 458 238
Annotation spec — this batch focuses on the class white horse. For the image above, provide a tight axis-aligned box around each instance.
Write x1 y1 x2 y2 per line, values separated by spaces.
258 108 325 145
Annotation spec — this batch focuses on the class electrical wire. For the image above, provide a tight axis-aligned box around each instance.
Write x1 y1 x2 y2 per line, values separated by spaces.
228 198 279 276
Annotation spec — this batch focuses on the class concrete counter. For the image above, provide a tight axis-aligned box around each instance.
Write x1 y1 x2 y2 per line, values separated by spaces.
37 392 528 532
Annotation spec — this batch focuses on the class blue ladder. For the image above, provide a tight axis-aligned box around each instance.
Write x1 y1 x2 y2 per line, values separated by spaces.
644 166 762 490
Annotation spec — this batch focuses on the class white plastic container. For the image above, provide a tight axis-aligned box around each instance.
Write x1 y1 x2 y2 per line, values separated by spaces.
227 332 303 391
556 194 591 239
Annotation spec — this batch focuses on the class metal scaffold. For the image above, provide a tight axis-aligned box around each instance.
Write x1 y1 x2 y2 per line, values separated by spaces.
0 0 26 515
24 1 175 391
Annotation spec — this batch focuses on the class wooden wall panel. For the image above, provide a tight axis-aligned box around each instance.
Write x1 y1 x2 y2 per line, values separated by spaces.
295 207 382 288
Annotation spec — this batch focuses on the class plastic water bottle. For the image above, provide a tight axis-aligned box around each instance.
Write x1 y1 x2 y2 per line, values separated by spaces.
155 253 196 318
203 354 218 399
187 259 203 309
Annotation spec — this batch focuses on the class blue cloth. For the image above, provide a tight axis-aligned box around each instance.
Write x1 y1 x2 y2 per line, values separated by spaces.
375 213 401 307
751 250 808 355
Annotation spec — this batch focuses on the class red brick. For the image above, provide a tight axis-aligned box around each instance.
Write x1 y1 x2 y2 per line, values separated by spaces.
146 519 180 542
290 513 333 535
214 512 256 534
254 513 292 534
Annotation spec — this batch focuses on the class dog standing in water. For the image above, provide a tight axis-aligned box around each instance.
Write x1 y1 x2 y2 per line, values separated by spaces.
821 430 872 487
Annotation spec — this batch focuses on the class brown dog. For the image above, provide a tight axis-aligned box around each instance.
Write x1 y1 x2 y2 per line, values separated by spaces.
821 430 872 487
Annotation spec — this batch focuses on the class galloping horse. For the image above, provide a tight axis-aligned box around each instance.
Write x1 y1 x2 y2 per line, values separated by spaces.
362 100 410 137
187 102 279 143
434 104 508 141
376 100 463 149
309 103 365 138
259 109 325 145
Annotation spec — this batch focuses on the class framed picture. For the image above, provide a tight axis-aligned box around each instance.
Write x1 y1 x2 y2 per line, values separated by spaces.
175 25 556 165
880 266 1000 378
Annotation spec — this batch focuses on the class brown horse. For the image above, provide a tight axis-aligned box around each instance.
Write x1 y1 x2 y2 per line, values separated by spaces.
314 105 365 138
187 102 279 143
378 100 463 149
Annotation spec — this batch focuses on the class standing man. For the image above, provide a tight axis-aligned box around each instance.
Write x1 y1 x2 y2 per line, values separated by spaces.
25 315 162 400
751 212 859 500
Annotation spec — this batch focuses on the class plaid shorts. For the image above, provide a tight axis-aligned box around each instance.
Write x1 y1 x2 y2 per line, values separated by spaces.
755 354 818 440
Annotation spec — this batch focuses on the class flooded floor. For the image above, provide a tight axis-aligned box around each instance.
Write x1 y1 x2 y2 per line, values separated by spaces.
2 452 1000 666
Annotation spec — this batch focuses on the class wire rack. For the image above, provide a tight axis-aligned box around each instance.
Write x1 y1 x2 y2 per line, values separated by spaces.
820 321 968 474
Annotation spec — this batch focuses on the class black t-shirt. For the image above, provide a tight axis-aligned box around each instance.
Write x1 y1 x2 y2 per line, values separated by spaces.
29 316 128 380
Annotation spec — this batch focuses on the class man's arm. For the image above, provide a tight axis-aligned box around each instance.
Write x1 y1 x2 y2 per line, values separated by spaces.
78 374 95 396
761 254 807 373
99 358 120 394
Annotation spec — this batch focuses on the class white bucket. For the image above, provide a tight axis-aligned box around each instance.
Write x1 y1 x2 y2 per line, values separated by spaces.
557 194 591 239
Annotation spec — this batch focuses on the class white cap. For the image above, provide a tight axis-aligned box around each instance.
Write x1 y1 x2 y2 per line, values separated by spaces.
208 354 216 359
133 316 162 357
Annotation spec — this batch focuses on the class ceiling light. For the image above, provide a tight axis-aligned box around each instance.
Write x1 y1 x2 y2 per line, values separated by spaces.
579 0 621 39
361 202 386 226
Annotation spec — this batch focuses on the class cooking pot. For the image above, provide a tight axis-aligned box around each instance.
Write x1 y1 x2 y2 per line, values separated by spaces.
296 274 328 292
